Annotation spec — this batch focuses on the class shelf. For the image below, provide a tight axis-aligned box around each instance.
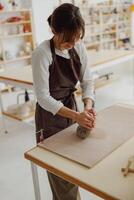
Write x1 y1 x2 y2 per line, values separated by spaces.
118 20 130 24
4 55 31 64
94 4 131 8
0 8 35 122
0 9 31 14
0 9 34 66
119 38 130 41
102 13 115 16
90 33 101 36
103 22 117 26
3 110 35 121
102 39 117 43
102 30 116 34
102 11 130 16
119 37 130 40
0 32 32 39
86 24 100 27
118 27 130 30
118 12 130 15
78 3 131 9
0 20 31 25
87 42 100 46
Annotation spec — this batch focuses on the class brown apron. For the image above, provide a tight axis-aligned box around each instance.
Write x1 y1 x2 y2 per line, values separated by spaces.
35 38 81 200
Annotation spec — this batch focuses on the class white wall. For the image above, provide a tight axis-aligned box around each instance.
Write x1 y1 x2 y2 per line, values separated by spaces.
32 0 59 46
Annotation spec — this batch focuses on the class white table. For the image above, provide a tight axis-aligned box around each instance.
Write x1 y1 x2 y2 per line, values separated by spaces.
24 104 134 200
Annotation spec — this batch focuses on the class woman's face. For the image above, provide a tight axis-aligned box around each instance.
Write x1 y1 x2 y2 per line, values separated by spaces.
54 32 81 50
59 37 80 50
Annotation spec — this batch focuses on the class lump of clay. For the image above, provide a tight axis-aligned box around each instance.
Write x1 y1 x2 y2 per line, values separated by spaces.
76 125 92 139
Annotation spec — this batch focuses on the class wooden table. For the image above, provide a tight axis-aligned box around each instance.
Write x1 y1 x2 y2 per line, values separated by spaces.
24 104 134 200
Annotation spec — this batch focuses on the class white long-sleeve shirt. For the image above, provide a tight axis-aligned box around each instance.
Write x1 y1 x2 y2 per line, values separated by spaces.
32 39 94 115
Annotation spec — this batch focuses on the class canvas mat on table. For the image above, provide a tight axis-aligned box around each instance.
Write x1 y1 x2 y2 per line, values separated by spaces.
38 105 134 168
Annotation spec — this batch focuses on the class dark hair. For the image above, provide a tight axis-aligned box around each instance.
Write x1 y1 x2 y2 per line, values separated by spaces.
47 3 85 42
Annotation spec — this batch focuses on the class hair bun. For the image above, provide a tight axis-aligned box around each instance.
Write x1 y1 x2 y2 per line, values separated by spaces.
47 15 52 26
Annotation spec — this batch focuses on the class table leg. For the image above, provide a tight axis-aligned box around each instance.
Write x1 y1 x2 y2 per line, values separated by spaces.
31 162 41 200
133 58 134 99
0 90 8 134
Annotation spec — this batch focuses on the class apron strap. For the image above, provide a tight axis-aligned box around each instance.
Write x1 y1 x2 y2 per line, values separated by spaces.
50 38 80 82
68 48 80 81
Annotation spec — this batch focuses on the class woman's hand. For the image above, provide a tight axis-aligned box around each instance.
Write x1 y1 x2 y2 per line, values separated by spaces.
83 98 96 129
85 108 96 128
75 110 96 129
57 105 96 130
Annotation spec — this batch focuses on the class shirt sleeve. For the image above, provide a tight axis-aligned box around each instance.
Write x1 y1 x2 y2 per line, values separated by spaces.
32 48 63 115
78 42 95 102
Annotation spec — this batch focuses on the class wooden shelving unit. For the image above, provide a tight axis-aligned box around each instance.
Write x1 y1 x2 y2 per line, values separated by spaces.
73 1 131 51
0 8 36 121
0 32 32 38
0 8 35 71
0 8 31 13
0 20 31 25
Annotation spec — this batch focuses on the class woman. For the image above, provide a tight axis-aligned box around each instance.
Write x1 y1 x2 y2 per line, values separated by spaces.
32 3 96 200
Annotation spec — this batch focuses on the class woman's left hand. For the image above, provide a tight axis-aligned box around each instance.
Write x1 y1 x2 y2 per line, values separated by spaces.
84 107 96 128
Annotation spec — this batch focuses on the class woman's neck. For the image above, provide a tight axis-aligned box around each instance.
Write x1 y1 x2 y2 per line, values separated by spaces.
53 36 61 50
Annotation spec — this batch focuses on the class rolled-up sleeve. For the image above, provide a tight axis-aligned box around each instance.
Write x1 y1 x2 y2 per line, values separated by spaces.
32 48 63 115
79 42 95 102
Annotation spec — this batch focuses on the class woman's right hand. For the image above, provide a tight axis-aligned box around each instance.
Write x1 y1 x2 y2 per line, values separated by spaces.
75 110 95 130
